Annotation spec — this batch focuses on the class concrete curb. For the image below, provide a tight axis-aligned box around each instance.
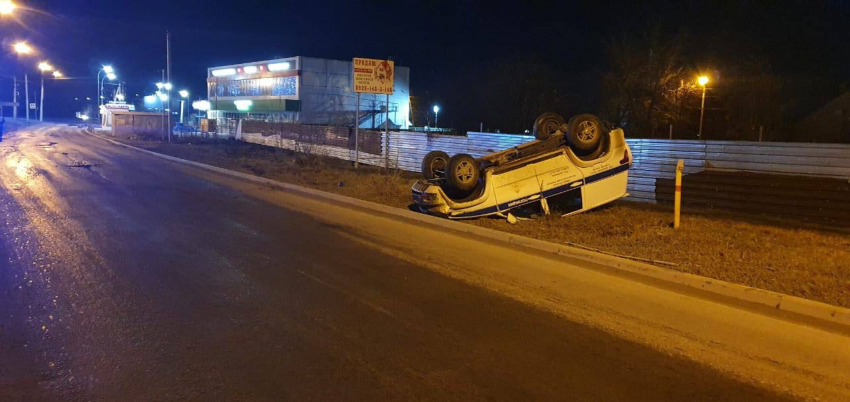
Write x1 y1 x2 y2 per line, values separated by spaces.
84 129 850 329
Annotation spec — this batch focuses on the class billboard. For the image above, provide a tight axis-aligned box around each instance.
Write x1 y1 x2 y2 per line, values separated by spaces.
353 58 394 94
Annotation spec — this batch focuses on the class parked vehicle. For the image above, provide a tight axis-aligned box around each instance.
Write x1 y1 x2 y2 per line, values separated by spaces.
172 123 197 137
411 113 632 219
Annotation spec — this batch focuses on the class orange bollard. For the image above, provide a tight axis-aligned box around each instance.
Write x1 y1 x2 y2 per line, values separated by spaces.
674 160 684 229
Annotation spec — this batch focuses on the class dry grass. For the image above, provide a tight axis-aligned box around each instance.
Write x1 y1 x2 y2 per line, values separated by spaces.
117 136 850 308
470 203 850 308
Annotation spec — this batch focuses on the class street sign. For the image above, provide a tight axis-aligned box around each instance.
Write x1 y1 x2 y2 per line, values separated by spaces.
29 103 36 110
353 58 394 94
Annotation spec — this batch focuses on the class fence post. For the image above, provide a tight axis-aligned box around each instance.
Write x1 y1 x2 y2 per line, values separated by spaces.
669 124 673 140
674 159 684 229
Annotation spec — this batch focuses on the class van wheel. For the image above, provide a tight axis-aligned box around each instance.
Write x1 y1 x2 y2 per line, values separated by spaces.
533 113 566 140
577 134 608 161
567 114 603 154
421 150 450 180
446 154 480 192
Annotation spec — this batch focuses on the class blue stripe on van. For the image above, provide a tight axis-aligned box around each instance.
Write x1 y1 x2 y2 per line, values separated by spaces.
585 163 630 184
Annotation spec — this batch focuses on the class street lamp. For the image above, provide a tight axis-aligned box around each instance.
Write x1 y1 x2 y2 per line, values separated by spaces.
99 70 117 127
178 90 189 123
97 65 114 108
11 41 34 120
52 71 62 78
433 105 440 129
37 62 54 122
697 75 710 140
0 0 16 15
12 42 31 54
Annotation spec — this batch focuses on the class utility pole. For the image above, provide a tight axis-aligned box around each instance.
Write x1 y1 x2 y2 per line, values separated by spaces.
698 85 706 140
24 74 30 121
39 73 45 122
161 69 166 141
12 76 17 120
166 31 172 143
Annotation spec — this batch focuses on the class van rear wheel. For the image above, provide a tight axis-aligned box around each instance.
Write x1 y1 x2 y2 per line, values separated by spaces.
421 150 450 180
533 113 566 140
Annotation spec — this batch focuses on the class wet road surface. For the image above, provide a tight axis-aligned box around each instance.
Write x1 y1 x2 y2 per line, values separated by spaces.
0 125 797 400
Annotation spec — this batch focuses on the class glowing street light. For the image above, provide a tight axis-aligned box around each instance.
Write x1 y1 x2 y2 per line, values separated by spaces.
12 42 32 54
10 42 36 120
52 71 62 78
36 62 57 122
163 82 173 91
97 66 114 108
177 90 189 123
433 105 440 128
192 100 210 111
0 0 16 15
697 75 710 139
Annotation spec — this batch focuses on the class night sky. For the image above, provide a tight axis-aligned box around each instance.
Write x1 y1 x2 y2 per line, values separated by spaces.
2 0 849 129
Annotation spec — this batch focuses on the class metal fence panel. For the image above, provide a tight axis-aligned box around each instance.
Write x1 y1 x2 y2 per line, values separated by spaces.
236 120 850 224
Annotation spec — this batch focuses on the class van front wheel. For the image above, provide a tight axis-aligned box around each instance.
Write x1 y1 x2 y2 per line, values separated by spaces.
567 114 603 154
446 154 480 192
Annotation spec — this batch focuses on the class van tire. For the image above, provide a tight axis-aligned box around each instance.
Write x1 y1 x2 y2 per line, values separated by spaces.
567 114 603 154
577 134 608 161
421 151 450 180
533 113 566 140
446 154 480 192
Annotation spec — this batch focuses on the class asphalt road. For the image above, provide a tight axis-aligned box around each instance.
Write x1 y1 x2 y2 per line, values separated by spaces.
0 124 831 401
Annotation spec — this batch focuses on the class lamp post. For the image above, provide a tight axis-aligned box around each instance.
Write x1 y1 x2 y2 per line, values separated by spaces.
99 71 116 126
697 75 709 140
37 61 54 122
11 42 33 120
97 66 114 107
433 105 440 129
178 90 188 123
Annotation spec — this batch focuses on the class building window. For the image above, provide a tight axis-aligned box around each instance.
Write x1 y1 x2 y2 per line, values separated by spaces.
209 76 297 98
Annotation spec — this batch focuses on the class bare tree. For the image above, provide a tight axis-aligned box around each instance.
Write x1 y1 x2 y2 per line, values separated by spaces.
603 28 689 137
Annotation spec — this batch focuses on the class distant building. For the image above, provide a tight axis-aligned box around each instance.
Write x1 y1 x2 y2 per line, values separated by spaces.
793 91 850 143
206 56 411 131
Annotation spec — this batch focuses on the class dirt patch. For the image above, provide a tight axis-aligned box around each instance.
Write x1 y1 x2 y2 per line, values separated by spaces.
111 135 850 308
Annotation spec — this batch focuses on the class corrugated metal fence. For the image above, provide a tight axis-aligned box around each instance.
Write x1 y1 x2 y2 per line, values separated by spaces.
237 122 850 224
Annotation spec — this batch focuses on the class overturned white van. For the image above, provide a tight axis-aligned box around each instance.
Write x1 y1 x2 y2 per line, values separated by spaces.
412 113 632 220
